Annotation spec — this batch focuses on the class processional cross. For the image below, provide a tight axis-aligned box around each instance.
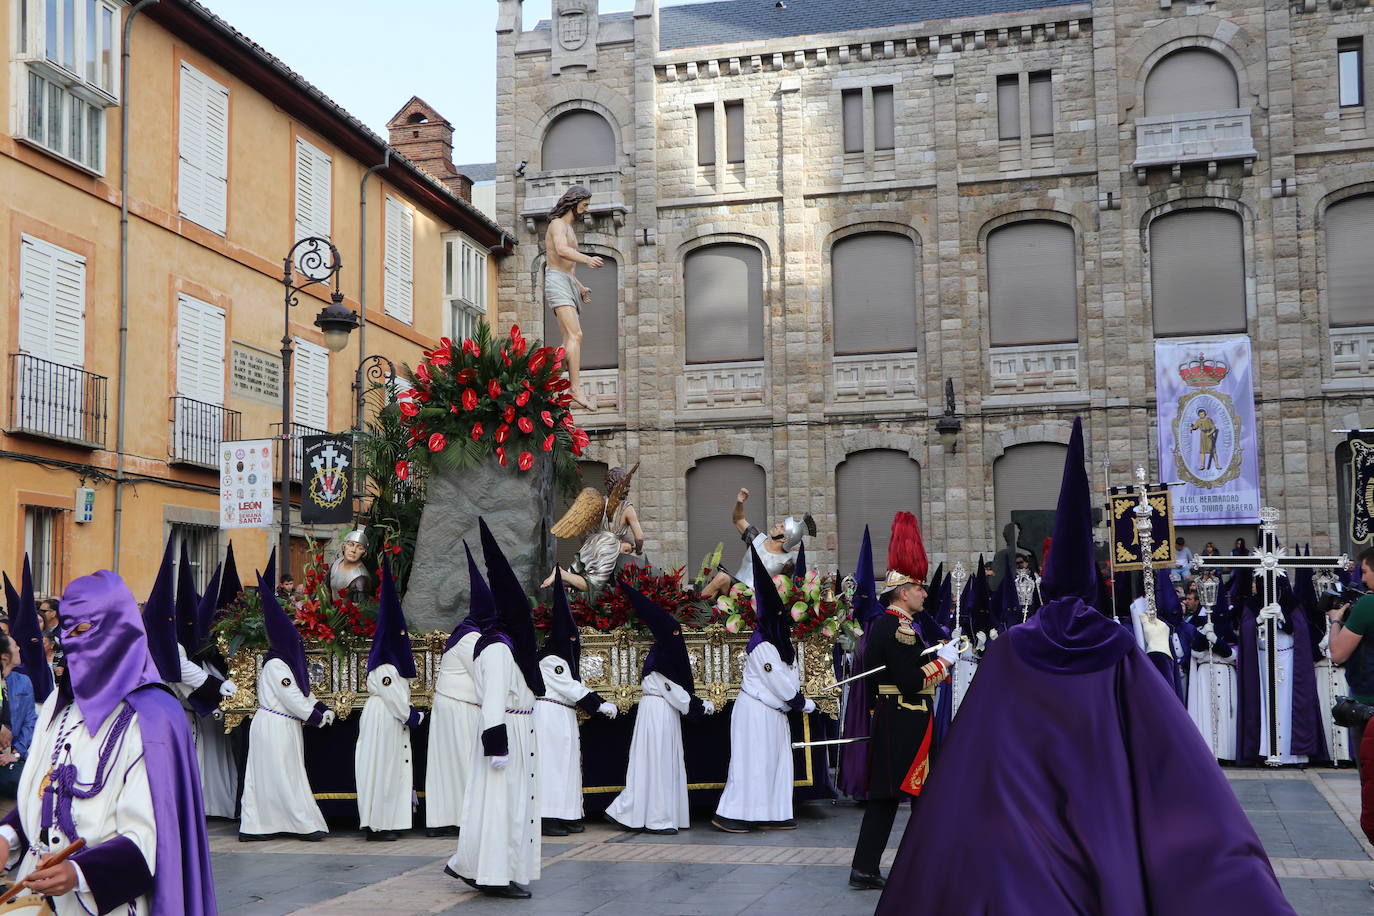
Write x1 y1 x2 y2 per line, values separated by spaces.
1195 507 1348 766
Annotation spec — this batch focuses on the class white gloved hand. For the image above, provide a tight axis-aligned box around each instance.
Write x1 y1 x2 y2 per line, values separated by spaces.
702 700 716 715
490 755 509 770
1318 633 1331 654
1257 603 1283 623
219 680 239 697
975 632 988 653
598 702 618 719
988 629 999 641
936 640 961 667
320 710 336 727
1140 616 1171 656
801 698 816 715
415 711 425 726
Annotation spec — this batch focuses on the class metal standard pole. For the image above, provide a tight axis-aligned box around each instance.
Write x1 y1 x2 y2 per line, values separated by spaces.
280 257 294 575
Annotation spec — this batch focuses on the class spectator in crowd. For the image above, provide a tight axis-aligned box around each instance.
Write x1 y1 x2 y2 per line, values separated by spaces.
1201 542 1220 558
1231 538 1249 557
1173 538 1195 583
278 574 297 603
1326 548 1374 850
0 634 35 797
37 598 58 633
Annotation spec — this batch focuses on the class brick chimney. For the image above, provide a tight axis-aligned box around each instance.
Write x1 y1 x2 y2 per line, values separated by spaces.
386 96 474 202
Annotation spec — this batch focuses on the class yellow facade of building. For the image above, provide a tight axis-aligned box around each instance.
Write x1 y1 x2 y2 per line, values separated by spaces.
1 0 508 598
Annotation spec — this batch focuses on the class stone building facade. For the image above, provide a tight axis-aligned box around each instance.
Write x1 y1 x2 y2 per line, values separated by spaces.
492 0 1374 577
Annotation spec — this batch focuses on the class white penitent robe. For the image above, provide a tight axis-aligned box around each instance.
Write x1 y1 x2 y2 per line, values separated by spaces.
715 642 800 824
535 654 594 821
170 648 238 819
951 652 979 718
1257 625 1306 764
605 672 693 831
356 663 418 831
1187 646 1238 761
1314 653 1352 763
449 642 540 887
10 695 156 916
426 632 481 829
240 657 329 836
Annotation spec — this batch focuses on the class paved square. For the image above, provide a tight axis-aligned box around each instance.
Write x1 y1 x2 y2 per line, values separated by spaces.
208 769 1374 915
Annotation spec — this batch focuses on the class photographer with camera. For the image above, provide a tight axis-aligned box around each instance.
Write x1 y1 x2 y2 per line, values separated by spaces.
1327 548 1374 845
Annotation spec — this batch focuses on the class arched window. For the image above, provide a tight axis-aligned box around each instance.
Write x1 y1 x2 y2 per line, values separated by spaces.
831 231 920 355
987 221 1078 346
542 255 619 369
1149 209 1246 336
835 449 922 578
685 456 766 576
1325 195 1374 328
1144 49 1239 117
541 110 616 171
684 243 764 363
993 442 1069 564
555 461 609 569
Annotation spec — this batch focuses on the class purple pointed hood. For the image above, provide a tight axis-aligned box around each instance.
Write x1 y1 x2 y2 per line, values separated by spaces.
621 578 695 694
445 540 499 651
174 541 200 654
747 547 796 665
367 557 416 678
144 539 181 682
58 570 165 737
794 541 807 580
3 555 52 702
257 551 312 696
990 552 1019 630
539 569 582 679
934 565 955 631
852 526 885 625
217 541 242 611
476 518 545 697
191 563 222 659
1039 418 1099 607
969 555 993 633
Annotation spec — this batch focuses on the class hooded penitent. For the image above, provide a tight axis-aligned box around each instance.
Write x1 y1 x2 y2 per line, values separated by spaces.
747 548 795 665
444 541 499 653
837 526 884 799
540 568 583 679
851 526 885 627
144 539 181 683
368 557 416 679
620 578 695 696
875 417 1296 916
4 554 53 703
476 518 545 697
1038 418 1098 606
175 541 200 655
257 551 312 698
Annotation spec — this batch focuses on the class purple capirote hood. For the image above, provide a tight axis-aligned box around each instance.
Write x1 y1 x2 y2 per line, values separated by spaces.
58 570 165 737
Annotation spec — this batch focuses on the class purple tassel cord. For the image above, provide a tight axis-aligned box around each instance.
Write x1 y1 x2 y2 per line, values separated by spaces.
40 705 137 844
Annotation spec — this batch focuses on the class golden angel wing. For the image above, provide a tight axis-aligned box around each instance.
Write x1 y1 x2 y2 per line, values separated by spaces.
551 488 607 539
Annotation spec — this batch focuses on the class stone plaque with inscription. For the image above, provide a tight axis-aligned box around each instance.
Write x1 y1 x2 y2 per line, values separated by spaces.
231 343 283 405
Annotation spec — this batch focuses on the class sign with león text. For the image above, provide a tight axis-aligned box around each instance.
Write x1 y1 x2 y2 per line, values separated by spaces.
220 439 274 529
231 343 283 405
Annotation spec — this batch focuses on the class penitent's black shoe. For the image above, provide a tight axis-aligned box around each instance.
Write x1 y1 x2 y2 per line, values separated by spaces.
426 825 460 837
478 882 533 899
541 818 571 837
299 830 328 842
849 869 886 890
560 819 586 834
366 829 400 842
642 826 679 836
757 819 797 831
710 816 752 833
444 865 477 888
237 832 274 842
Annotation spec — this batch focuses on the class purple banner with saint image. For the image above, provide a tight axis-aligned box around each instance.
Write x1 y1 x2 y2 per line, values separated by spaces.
1155 336 1260 525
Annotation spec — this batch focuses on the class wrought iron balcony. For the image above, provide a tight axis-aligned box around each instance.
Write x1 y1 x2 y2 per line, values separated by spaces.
8 353 108 448
1133 109 1257 182
170 396 242 468
271 422 329 482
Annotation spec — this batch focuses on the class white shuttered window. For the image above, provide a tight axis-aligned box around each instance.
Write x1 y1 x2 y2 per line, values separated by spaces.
1325 195 1374 327
18 235 86 367
178 63 229 235
1149 209 1246 336
686 456 767 577
176 296 226 405
291 338 330 431
294 137 332 243
384 196 414 324
836 450 922 577
987 221 1078 346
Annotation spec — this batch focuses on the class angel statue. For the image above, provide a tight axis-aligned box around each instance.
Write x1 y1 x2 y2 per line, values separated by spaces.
542 464 648 598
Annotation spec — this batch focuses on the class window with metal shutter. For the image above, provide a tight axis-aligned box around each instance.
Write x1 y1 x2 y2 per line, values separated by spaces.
556 461 610 569
836 450 922 578
1143 49 1239 117
291 338 330 431
832 232 920 355
1149 209 1246 336
1029 72 1052 137
686 456 766 578
294 137 332 244
873 86 895 151
542 257 619 370
541 110 616 170
384 195 414 324
997 75 1020 140
175 295 226 405
842 89 864 153
684 243 764 364
1325 195 1374 327
994 443 1068 537
987 221 1078 346
725 101 745 164
696 104 715 166
178 62 229 235
18 235 86 368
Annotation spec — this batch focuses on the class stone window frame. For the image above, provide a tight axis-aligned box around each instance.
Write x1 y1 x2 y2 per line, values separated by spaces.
831 73 903 177
1138 195 1256 340
529 239 625 371
984 55 1059 165
1314 183 1374 369
975 209 1086 351
821 220 925 358
677 442 774 568
682 89 748 188
1122 31 1264 123
532 98 625 176
674 232 774 368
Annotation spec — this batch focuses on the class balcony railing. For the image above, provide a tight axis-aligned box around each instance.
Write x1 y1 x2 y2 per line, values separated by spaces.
680 361 767 410
170 396 242 468
1133 109 1257 180
989 342 1080 393
520 168 628 229
1331 326 1374 380
8 353 107 448
833 352 921 403
271 422 329 482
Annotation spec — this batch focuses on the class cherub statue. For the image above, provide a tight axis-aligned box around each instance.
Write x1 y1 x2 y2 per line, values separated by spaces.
542 464 646 597
330 529 372 603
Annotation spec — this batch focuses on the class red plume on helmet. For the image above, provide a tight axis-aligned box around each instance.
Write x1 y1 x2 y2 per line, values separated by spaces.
888 511 928 585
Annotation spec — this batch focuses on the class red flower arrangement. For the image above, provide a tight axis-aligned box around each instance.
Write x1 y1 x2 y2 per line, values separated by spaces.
533 565 696 633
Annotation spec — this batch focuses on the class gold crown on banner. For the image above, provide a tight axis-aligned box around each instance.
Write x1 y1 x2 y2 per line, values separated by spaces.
1178 353 1229 388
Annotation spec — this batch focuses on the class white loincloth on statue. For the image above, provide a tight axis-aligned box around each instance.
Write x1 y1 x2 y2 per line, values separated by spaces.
605 672 693 831
426 633 481 828
715 641 799 824
240 658 328 836
355 663 416 831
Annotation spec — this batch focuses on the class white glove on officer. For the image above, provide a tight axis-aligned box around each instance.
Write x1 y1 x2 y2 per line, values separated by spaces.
490 754 509 771
414 711 425 726
936 640 961 667
598 702 618 719
801 698 816 715
975 632 988 652
1140 615 1171 656
1319 633 1331 655
319 710 336 727
1257 603 1284 624
219 679 239 697
703 700 716 715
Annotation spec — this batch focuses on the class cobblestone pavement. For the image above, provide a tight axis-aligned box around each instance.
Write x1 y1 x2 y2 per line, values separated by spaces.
210 770 1374 916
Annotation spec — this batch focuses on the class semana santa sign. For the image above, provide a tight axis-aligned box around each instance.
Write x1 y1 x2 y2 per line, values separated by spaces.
1155 336 1260 525
220 439 274 529
300 434 353 525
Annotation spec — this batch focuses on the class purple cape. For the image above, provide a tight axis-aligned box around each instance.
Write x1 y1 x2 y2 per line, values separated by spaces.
877 598 1294 916
1236 598 1327 763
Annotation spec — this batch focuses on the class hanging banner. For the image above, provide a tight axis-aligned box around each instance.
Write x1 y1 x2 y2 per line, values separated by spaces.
300 434 354 525
1107 484 1176 572
1349 438 1374 547
1155 336 1260 525
220 439 274 529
